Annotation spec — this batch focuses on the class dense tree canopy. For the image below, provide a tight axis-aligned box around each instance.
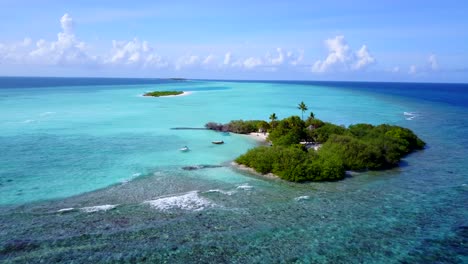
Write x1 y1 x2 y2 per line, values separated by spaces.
235 115 425 182
143 91 183 97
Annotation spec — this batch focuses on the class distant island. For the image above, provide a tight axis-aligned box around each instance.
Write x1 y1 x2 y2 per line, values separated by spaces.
168 78 186 81
143 91 184 97
206 102 425 182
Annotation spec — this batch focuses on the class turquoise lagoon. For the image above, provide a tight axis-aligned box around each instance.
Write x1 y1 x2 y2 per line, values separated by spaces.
0 78 466 263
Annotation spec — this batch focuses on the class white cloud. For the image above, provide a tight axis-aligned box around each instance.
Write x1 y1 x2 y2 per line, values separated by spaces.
428 54 438 70
265 48 304 67
391 66 400 73
312 35 375 73
287 50 304 66
0 38 33 63
175 55 200 70
243 57 263 69
29 13 95 65
353 45 375 70
202 54 216 65
60 13 74 35
107 39 167 68
409 65 417 74
267 48 284 65
223 48 304 71
21 38 32 47
223 52 232 65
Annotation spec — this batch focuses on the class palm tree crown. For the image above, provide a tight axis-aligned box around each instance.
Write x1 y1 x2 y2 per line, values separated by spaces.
297 101 308 120
269 113 277 123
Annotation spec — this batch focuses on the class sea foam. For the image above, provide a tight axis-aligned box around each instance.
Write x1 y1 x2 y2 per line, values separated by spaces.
57 208 75 213
294 196 310 201
80 204 118 213
204 189 236 195
39 111 56 116
143 191 216 211
236 184 253 190
21 119 35 123
403 111 419 120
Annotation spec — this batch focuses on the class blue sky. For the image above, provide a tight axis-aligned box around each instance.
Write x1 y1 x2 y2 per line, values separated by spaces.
0 0 467 82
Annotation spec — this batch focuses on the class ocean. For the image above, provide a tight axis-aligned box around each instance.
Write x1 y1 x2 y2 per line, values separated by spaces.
0 77 466 263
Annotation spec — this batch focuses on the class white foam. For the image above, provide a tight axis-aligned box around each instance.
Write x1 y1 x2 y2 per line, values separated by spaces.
294 196 310 201
120 179 130 184
403 111 419 120
57 208 75 213
143 191 215 211
39 111 56 116
132 172 142 177
236 184 253 190
21 119 35 123
80 204 118 213
204 189 235 196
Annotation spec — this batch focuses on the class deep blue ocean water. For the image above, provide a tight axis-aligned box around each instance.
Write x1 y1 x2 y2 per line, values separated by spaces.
0 77 467 263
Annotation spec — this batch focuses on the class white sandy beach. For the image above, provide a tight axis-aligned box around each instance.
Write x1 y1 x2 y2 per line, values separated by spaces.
166 91 192 97
244 132 269 142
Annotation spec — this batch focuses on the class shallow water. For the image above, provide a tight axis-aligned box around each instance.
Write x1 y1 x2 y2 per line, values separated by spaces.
0 78 467 263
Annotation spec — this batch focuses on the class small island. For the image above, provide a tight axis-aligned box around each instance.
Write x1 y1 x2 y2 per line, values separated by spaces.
143 91 184 97
206 102 425 182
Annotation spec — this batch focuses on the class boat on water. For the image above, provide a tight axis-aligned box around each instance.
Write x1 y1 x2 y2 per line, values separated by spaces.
212 140 224 144
179 146 190 152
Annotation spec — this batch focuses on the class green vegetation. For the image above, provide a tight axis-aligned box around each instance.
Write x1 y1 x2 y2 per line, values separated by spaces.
143 91 184 97
205 120 270 134
297 101 308 120
236 145 345 182
233 110 425 182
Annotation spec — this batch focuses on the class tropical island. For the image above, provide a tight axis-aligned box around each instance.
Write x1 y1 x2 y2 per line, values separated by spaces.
206 102 425 182
143 91 184 97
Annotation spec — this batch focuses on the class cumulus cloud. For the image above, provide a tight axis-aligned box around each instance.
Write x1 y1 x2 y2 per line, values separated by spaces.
265 48 304 67
409 65 417 74
287 50 304 66
428 54 438 71
354 45 375 70
60 13 74 34
223 48 304 71
312 35 375 73
175 55 201 70
202 54 216 65
223 52 232 65
267 48 284 65
29 13 95 65
243 57 263 69
0 38 33 63
108 39 167 68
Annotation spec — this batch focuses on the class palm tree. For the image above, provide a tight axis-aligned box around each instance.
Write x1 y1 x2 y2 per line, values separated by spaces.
269 113 277 123
309 112 315 119
269 113 278 128
297 101 308 120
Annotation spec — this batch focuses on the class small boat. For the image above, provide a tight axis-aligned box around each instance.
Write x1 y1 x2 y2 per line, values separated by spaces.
179 146 190 152
212 140 224 144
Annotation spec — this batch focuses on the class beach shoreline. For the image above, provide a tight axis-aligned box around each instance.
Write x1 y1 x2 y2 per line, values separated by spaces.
230 161 280 180
241 132 269 143
167 91 192 97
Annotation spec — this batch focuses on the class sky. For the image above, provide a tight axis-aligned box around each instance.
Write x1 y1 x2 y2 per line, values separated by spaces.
0 0 467 82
